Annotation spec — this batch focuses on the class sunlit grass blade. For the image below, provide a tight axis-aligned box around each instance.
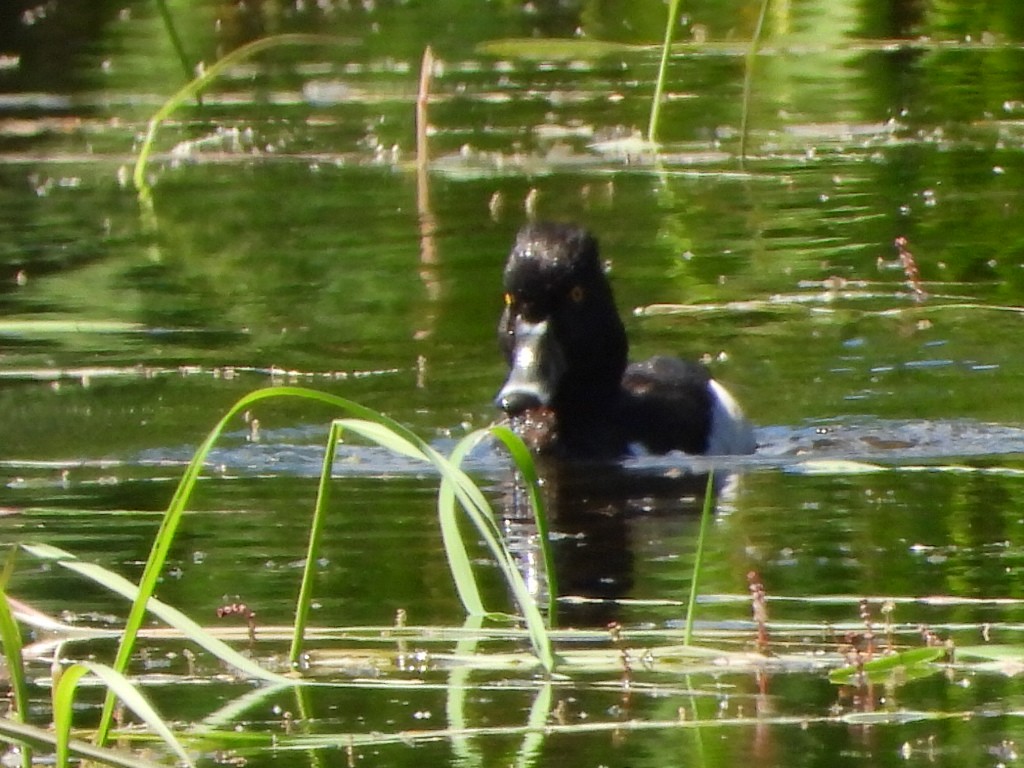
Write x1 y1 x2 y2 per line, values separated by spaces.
0 718 171 768
683 471 715 646
54 663 194 768
290 417 432 664
290 419 342 667
0 575 32 768
437 431 490 617
19 543 293 686
647 0 681 145
59 382 557 747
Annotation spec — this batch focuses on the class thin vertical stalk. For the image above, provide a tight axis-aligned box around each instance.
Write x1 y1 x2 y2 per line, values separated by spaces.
739 0 771 165
647 0 682 145
154 0 199 93
289 420 343 666
683 470 715 646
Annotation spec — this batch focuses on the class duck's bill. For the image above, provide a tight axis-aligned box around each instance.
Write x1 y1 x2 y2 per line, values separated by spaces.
495 317 565 416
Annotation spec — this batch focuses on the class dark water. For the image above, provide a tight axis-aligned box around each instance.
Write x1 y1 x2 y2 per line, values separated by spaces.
4 1 1024 766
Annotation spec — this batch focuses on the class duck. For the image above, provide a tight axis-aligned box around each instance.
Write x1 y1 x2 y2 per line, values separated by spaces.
496 222 756 460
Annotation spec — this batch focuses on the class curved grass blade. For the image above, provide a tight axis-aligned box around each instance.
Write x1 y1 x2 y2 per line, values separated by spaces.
93 385 423 744
332 420 554 670
438 428 555 670
133 34 349 204
54 663 194 768
0 718 171 768
290 417 433 664
20 543 292 686
435 431 489 616
487 426 556 623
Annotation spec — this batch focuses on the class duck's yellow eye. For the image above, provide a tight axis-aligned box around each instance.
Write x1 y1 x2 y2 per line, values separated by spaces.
504 292 513 307
570 285 585 303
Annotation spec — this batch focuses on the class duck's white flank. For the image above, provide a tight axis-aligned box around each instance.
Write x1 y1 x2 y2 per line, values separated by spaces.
705 379 757 455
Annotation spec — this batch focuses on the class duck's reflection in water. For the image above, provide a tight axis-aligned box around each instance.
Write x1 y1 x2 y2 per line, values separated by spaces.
496 459 740 628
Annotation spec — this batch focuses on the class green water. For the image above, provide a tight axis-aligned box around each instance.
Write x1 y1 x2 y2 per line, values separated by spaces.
4 1 1024 766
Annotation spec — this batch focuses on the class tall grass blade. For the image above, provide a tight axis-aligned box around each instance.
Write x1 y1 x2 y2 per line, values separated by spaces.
290 419 343 667
0 576 32 768
739 0 771 164
683 471 715 646
647 0 682 145
53 663 194 768
437 431 489 616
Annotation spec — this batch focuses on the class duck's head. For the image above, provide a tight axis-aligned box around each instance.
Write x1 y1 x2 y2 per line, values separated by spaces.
496 223 628 444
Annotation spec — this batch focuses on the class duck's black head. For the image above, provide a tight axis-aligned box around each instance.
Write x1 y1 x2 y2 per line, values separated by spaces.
496 222 628 453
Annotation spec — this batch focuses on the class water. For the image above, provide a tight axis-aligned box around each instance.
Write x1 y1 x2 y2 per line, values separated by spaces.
3 1 1024 766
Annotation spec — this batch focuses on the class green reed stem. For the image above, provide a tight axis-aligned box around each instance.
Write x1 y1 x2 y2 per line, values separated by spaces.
647 0 682 145
290 419 343 667
684 470 715 646
739 0 771 164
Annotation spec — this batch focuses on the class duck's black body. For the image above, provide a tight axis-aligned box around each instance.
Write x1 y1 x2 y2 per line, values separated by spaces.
496 222 755 460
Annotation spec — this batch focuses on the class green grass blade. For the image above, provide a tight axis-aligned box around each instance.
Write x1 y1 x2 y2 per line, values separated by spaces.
20 543 292 686
54 663 194 768
133 34 348 201
684 471 715 646
0 718 171 768
0 577 33 768
438 430 496 616
647 0 682 144
290 420 344 667
486 426 557 624
53 664 89 768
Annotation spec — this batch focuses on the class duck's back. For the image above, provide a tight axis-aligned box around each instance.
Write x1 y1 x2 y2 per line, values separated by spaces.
622 356 755 456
